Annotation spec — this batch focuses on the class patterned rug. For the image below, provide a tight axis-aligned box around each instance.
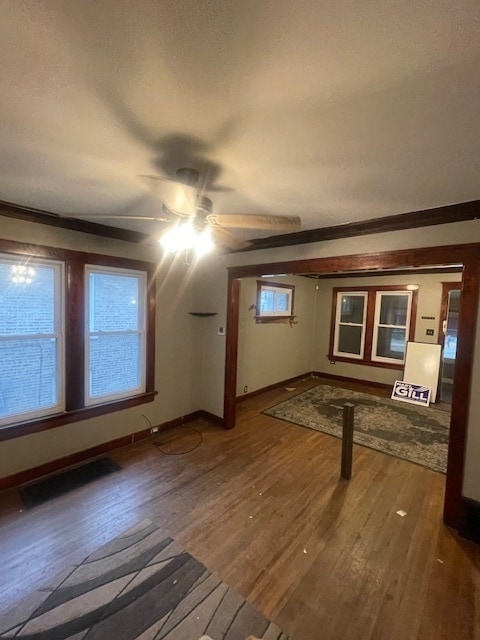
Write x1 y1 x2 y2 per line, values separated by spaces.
264 384 450 473
0 520 291 640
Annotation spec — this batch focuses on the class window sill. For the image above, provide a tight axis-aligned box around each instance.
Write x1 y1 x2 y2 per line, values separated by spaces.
0 391 157 442
327 354 404 370
255 315 297 324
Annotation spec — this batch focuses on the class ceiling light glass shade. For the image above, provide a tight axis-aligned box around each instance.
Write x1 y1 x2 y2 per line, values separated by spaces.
159 223 214 256
195 229 214 257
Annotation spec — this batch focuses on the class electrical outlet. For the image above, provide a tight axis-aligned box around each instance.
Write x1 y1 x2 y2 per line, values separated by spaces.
426 329 434 336
329 360 336 365
243 385 248 394
150 426 158 433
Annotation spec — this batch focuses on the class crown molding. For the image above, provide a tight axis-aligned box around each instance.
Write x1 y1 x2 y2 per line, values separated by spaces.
0 200 151 244
1 198 479 250
245 200 480 252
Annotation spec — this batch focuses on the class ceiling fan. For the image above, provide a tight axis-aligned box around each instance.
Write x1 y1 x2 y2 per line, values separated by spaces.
84 166 302 253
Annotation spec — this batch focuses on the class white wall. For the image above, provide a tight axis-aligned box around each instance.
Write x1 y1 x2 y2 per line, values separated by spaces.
0 217 203 478
236 275 316 396
195 218 480 502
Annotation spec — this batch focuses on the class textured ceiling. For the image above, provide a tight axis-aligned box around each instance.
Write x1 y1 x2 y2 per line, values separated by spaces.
0 1 479 241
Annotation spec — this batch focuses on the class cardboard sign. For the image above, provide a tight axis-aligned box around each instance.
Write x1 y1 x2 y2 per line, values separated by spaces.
391 380 431 407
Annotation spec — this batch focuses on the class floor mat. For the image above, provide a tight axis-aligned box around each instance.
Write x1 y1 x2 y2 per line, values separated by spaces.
0 519 292 639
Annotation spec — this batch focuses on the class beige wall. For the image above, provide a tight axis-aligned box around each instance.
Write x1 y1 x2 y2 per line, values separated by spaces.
233 271 462 394
313 272 462 385
2 214 480 504
0 217 203 478
195 218 480 502
236 275 317 396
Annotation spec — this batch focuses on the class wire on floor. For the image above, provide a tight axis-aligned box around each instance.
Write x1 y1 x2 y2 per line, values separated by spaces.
142 414 203 455
153 426 203 455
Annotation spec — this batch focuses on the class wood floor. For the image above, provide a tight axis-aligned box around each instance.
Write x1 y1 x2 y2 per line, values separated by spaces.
1 376 479 640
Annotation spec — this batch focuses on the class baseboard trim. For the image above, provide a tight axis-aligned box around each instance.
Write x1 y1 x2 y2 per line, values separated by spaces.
0 410 224 491
236 373 314 403
458 497 480 543
199 410 225 427
312 371 392 392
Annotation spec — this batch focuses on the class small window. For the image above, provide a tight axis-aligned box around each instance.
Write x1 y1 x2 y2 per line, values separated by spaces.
85 266 147 405
0 255 65 425
333 292 367 359
256 281 294 320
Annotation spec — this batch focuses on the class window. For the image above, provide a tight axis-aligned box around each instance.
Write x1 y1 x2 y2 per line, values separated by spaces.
85 266 147 404
0 255 64 426
372 292 412 362
256 281 295 320
330 286 417 367
0 240 155 438
334 292 367 359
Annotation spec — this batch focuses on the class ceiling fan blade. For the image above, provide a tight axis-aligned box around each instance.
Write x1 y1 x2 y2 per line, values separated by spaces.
210 226 250 252
206 213 301 232
81 214 170 222
139 175 197 217
204 184 234 193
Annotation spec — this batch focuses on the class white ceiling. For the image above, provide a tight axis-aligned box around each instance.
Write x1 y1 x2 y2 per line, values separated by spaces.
0 1 479 241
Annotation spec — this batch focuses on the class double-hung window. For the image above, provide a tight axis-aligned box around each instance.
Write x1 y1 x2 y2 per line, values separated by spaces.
330 286 416 367
333 292 368 359
0 240 155 439
0 255 64 426
85 266 147 404
372 291 412 363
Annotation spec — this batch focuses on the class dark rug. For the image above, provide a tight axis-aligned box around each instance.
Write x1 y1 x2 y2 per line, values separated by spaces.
0 519 291 640
264 384 450 473
20 456 122 509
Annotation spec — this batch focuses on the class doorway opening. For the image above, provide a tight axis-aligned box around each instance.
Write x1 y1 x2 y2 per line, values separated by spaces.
224 243 480 530
439 284 462 404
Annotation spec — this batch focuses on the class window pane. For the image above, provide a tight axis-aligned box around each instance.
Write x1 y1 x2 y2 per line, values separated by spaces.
0 263 56 335
338 325 363 355
89 273 140 332
274 292 289 312
340 295 365 324
376 327 406 359
89 334 141 398
260 290 274 313
379 295 408 326
0 338 58 420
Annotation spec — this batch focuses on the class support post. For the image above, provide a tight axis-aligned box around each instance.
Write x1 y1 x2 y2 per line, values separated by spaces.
341 403 355 480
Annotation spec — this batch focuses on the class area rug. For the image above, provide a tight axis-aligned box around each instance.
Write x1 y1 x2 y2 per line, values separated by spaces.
264 384 449 473
0 519 291 640
20 457 122 509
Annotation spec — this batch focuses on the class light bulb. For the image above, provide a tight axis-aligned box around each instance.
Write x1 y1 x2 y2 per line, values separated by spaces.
159 223 214 256
195 229 214 257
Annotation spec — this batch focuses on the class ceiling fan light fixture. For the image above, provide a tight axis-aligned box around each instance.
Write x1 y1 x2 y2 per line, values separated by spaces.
159 222 214 257
195 228 214 257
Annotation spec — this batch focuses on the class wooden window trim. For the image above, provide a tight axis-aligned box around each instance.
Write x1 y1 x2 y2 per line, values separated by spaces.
328 284 418 367
255 280 295 322
332 290 368 360
0 238 156 442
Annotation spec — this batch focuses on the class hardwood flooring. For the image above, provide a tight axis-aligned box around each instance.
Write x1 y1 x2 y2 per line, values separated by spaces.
0 376 479 640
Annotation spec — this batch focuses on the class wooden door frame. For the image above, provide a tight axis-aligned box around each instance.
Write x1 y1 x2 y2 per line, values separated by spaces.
224 243 480 530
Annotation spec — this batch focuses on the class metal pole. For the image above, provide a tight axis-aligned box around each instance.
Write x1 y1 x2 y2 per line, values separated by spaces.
341 403 355 480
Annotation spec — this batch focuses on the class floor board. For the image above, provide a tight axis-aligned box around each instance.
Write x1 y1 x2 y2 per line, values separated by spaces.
0 376 478 640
